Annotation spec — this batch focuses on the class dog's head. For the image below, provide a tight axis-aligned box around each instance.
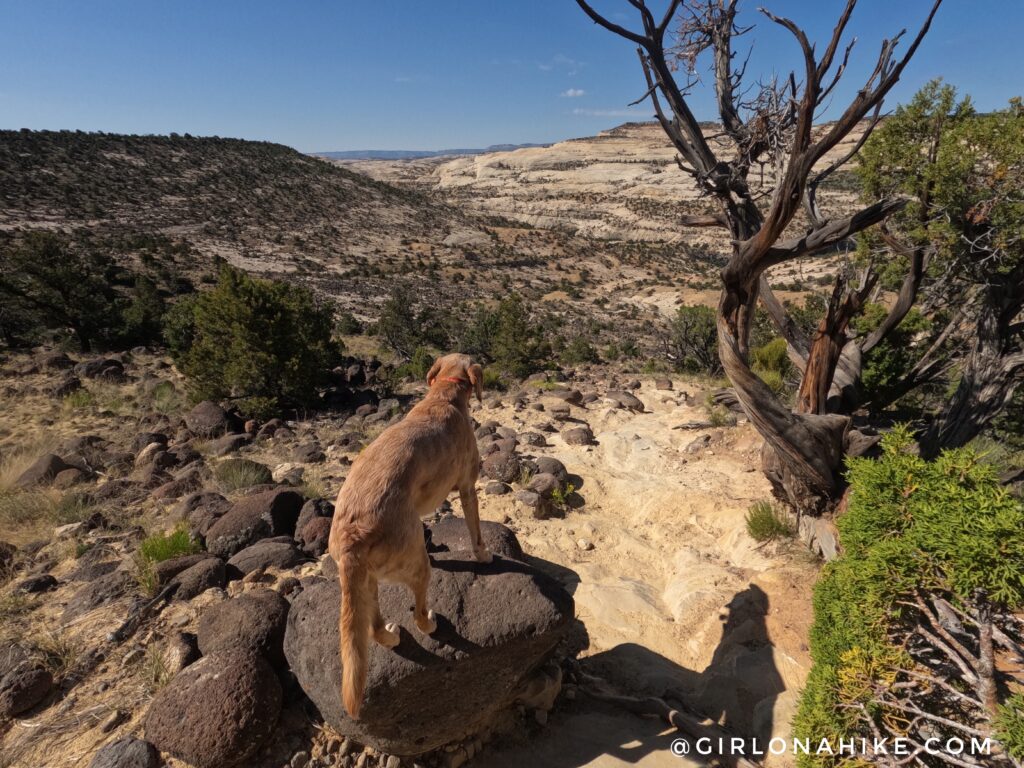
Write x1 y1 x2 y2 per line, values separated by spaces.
426 353 484 403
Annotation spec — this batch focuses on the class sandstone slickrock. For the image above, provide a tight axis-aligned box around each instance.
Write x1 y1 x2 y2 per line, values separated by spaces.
197 588 290 667
205 488 304 558
284 549 574 755
144 650 282 768
88 736 161 768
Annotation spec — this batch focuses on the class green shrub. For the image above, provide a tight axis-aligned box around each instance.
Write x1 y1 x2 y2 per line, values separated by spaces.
996 694 1024 760
750 337 793 395
561 337 600 365
794 426 1024 766
744 501 795 542
166 266 340 416
136 523 202 594
139 524 201 565
667 305 720 374
214 458 273 491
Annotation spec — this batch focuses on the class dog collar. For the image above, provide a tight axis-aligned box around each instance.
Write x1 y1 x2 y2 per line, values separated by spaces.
441 377 471 387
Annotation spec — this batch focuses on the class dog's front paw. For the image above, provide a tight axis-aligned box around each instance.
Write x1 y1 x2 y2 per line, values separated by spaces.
475 546 493 564
416 609 437 635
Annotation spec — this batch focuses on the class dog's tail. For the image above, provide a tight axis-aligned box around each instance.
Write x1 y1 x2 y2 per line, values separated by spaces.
338 547 371 719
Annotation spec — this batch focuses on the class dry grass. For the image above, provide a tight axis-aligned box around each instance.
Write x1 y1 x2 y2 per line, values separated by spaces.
0 489 98 547
0 435 59 493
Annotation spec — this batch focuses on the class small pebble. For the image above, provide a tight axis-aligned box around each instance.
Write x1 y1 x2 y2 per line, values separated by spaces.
576 538 593 551
121 648 144 666
535 709 549 726
291 751 310 768
385 756 401 768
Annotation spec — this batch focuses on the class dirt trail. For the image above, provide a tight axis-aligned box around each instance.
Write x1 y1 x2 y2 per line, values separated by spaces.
474 378 819 766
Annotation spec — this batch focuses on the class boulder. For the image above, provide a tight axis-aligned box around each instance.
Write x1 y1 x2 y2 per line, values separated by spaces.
519 432 548 447
605 390 645 412
293 443 326 463
63 570 136 622
16 574 57 593
227 538 306 577
51 374 83 399
153 554 210 586
295 498 334 535
561 426 595 446
655 378 673 390
480 451 522 484
144 651 282 768
284 552 574 755
197 589 290 667
53 467 90 489
133 432 168 453
0 664 53 717
534 457 568 484
177 491 232 538
88 736 161 768
205 488 304 558
209 434 250 457
37 351 74 370
185 401 231 438
484 481 510 495
427 518 524 561
171 558 226 600
14 454 76 488
296 516 332 558
0 540 15 571
527 473 560 498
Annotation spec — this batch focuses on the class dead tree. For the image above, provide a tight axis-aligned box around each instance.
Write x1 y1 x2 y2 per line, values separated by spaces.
576 0 942 512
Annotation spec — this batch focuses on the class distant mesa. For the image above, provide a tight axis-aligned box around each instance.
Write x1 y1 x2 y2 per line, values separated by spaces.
314 142 551 161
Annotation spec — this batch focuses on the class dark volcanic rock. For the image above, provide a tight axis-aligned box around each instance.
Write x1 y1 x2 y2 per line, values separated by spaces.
0 664 53 717
480 451 522 484
295 498 334 536
226 538 306 577
427 518 524 561
184 401 231 438
205 488 304 558
561 426 595 446
171 558 226 600
153 554 209 586
88 736 161 768
144 651 282 768
208 434 250 457
14 454 76 488
197 589 290 667
296 516 332 558
63 570 135 622
178 491 232 538
16 574 58 593
284 552 574 755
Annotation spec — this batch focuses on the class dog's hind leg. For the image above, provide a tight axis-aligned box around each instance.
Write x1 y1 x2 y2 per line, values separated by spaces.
407 546 437 635
369 575 400 648
459 485 492 563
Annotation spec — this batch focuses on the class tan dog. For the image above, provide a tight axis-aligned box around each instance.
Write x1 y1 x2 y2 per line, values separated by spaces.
327 353 492 719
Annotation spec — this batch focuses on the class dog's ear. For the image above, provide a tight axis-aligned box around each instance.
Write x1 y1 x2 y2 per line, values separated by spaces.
426 357 442 386
467 363 484 403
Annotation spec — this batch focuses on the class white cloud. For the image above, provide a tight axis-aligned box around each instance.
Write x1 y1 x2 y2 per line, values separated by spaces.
538 54 583 75
561 88 586 98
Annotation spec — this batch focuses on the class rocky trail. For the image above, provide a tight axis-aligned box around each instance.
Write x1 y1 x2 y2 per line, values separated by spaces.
0 352 819 768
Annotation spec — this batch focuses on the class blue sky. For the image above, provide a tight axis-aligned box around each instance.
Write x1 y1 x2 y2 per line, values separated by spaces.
0 1 1019 152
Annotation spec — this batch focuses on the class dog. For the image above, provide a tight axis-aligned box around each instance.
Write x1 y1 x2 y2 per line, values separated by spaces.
327 353 492 719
